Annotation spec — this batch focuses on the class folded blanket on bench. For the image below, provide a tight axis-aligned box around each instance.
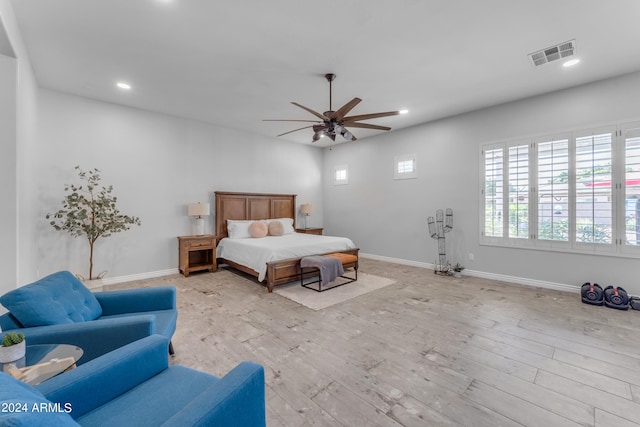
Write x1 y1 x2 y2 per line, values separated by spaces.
300 255 344 286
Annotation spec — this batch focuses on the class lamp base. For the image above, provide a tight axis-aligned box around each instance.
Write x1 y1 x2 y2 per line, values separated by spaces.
193 217 205 235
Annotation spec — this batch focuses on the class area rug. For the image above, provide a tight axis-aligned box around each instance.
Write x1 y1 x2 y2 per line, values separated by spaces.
273 273 396 310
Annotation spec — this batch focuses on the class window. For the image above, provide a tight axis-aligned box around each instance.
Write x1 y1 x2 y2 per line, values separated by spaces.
483 146 504 238
481 123 638 257
574 131 613 245
508 143 530 239
394 154 417 179
537 135 570 243
622 123 640 250
334 164 348 185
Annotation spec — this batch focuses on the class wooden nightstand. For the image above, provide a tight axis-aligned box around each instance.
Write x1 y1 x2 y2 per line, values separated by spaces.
177 235 216 277
296 227 323 235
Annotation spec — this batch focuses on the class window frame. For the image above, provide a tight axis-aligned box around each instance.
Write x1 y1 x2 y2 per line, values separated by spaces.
333 164 349 185
620 121 640 255
394 154 417 180
480 122 639 258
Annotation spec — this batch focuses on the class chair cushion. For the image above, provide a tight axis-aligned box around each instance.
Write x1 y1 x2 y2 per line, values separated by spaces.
0 271 102 327
75 366 218 426
0 372 78 426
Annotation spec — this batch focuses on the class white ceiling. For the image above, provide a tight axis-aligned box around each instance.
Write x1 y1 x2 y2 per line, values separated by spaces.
8 0 640 147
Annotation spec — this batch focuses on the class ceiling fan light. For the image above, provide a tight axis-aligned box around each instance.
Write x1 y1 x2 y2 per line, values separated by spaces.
341 129 353 140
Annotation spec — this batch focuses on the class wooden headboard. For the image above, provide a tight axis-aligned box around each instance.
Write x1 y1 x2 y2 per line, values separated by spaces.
215 191 297 239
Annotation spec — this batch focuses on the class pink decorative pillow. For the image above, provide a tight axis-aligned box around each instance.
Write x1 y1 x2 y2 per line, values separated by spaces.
268 220 284 236
248 221 268 238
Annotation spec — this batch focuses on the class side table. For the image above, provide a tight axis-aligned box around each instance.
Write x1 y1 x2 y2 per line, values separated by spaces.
1 343 83 385
296 227 323 235
178 235 217 277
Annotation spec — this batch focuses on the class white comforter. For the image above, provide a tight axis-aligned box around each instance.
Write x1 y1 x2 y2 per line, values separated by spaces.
216 233 357 281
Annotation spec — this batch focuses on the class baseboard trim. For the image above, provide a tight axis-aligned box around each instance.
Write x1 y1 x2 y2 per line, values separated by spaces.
101 268 179 286
100 256 580 295
359 252 579 294
359 253 433 270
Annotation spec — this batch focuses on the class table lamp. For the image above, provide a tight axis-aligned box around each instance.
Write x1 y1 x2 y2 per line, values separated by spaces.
299 203 314 229
188 202 210 235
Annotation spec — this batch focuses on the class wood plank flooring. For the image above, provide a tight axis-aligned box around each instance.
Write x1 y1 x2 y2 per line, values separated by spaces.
111 258 640 426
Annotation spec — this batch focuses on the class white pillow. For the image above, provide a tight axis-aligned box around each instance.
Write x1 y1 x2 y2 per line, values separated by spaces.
227 220 254 239
266 218 295 234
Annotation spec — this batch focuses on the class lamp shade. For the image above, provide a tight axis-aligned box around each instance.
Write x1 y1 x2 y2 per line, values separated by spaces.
300 203 314 215
188 203 210 217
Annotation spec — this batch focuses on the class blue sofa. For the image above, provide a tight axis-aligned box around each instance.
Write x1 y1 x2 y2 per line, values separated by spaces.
0 271 178 364
0 335 266 426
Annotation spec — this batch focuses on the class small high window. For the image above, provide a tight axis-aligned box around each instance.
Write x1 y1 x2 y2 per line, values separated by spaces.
334 165 349 185
395 154 417 179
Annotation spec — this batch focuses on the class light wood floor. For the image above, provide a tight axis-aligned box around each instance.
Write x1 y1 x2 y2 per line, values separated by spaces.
112 258 640 427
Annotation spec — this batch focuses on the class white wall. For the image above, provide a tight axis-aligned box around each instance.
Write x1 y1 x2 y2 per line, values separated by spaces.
34 90 323 280
0 0 39 297
324 71 640 295
0 54 17 295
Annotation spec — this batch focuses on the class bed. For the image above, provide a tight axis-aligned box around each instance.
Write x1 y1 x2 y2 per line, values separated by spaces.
214 191 359 292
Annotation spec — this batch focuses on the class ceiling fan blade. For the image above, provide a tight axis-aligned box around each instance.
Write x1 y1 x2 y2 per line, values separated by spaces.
342 111 400 122
276 125 315 137
329 97 362 120
263 119 321 123
342 122 391 131
291 102 327 120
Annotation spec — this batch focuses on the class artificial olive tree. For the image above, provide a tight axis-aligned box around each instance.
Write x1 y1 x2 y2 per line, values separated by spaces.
46 166 141 280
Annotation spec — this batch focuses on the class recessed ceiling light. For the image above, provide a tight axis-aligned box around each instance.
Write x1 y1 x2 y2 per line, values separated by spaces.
563 59 580 67
399 109 409 115
116 82 131 90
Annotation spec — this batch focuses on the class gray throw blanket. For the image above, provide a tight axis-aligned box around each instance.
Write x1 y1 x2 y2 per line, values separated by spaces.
300 255 344 286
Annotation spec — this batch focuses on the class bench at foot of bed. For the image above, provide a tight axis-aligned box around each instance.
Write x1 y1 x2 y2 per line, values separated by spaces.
265 248 359 292
300 253 359 292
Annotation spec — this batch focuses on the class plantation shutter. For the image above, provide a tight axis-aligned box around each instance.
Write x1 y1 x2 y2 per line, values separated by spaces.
574 131 614 245
537 137 570 242
483 147 504 238
508 144 529 239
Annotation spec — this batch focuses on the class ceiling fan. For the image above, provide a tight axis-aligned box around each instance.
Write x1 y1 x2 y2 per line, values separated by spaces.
264 73 401 143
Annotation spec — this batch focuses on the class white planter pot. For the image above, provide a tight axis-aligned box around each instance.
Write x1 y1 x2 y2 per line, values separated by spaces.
77 271 107 291
0 339 26 363
83 278 104 290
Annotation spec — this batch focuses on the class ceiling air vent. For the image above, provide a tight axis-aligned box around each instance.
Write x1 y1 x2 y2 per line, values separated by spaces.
529 39 576 67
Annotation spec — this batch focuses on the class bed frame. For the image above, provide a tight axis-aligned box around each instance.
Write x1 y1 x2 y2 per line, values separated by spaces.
214 191 359 292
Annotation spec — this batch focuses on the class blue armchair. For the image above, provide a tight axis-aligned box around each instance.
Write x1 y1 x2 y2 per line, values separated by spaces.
0 335 266 426
0 271 177 364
